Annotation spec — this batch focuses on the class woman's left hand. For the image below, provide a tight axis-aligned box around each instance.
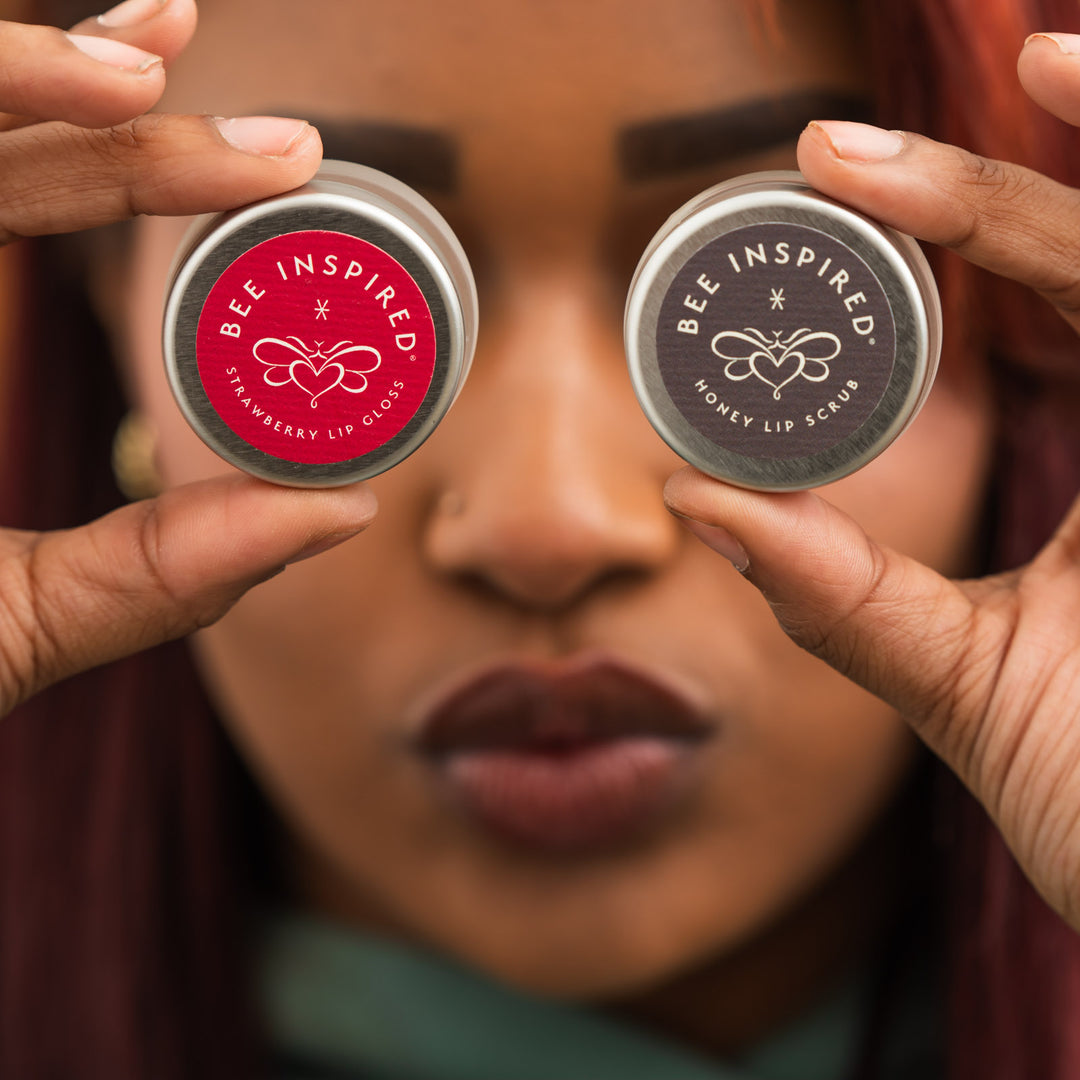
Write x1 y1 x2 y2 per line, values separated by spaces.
665 32 1080 931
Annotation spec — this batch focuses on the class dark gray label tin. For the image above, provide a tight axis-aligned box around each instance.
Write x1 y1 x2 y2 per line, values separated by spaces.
656 222 895 461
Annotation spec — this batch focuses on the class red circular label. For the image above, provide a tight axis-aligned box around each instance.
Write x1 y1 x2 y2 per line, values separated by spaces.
196 230 436 464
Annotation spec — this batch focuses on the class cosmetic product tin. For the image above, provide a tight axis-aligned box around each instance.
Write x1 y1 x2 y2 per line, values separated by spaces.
163 160 477 486
625 171 941 491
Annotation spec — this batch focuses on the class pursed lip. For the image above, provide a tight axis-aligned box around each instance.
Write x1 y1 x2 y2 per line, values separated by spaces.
414 654 716 854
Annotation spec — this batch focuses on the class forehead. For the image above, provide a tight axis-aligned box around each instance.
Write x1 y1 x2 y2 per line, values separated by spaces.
162 0 865 128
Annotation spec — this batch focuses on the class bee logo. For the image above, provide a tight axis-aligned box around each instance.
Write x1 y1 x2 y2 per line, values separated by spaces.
253 337 382 408
711 327 841 401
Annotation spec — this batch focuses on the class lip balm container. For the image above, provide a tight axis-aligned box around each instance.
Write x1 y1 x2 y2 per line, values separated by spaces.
163 160 477 486
625 171 941 491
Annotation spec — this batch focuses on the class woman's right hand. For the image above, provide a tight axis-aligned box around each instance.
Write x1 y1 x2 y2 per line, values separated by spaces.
0 0 377 716
665 31 1080 933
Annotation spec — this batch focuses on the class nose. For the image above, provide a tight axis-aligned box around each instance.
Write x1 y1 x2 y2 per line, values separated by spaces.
422 267 681 610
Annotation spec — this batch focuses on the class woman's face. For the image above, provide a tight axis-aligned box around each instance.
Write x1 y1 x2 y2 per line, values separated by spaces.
121 0 992 1021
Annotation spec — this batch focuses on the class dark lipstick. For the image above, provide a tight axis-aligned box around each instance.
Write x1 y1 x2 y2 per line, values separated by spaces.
417 657 713 854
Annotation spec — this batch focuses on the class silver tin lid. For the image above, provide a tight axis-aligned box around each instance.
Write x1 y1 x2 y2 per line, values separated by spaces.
625 171 941 491
163 160 477 487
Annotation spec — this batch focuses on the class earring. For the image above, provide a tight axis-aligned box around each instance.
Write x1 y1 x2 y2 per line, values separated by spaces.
111 411 163 501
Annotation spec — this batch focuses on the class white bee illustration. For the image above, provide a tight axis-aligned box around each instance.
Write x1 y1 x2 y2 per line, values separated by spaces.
253 337 382 408
710 327 841 401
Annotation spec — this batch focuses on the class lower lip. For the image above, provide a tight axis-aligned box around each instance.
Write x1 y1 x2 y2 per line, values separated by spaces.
432 736 701 854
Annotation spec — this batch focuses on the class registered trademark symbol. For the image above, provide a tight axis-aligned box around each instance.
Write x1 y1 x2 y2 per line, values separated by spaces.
869 338 876 345
409 354 416 361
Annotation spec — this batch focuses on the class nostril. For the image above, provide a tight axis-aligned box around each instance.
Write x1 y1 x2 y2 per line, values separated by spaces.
445 555 659 613
424 487 679 611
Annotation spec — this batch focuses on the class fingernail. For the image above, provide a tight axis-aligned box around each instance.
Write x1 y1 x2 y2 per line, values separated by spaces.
677 518 750 573
286 528 363 566
67 32 162 72
1025 32 1080 55
810 120 906 163
97 0 166 28
212 116 312 157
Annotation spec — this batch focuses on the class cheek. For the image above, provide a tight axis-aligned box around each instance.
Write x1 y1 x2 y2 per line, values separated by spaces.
822 367 995 573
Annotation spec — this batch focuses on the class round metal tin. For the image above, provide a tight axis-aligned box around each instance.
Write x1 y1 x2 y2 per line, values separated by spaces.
163 160 477 487
625 171 941 491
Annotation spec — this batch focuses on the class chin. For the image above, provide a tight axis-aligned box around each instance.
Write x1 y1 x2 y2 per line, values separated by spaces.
385 852 749 1002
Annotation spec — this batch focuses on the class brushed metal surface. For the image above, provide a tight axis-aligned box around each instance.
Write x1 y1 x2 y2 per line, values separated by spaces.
163 162 476 487
624 172 941 491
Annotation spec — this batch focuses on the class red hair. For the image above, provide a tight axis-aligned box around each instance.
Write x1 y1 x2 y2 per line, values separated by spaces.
0 237 269 1076
871 3 1080 1077
3 1 1080 1077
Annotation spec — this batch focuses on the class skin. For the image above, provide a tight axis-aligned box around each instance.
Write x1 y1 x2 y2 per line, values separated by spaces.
1 0 1079 1058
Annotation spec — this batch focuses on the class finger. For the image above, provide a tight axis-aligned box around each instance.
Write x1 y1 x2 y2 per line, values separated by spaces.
0 112 321 242
0 21 165 130
0 0 196 134
795 120 1080 328
1017 32 1080 127
662 468 997 754
68 0 198 69
0 475 377 713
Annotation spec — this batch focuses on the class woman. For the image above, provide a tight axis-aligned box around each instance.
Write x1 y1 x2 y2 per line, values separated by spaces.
2 0 1080 1076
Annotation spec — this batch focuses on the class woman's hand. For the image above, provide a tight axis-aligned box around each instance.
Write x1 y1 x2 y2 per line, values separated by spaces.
665 32 1080 931
0 0 323 232
0 0 377 715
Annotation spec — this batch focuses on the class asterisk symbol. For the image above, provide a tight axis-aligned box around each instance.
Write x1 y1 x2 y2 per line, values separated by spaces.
769 288 785 312
315 299 329 320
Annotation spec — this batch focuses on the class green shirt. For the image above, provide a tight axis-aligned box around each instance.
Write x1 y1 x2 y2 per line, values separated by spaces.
260 913 940 1080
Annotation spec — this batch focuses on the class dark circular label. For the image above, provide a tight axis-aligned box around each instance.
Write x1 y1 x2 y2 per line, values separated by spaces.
656 222 895 460
196 229 437 465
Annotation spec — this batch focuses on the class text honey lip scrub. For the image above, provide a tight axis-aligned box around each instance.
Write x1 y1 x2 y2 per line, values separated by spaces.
625 171 941 491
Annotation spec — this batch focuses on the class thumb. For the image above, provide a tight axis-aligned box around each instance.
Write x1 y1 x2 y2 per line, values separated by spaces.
668 470 1080 930
0 474 377 712
663 467 982 739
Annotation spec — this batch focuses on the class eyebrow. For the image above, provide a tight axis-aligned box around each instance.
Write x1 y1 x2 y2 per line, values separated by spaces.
618 90 871 182
287 115 458 194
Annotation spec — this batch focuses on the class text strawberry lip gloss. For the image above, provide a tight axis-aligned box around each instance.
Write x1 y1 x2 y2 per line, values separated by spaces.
624 170 941 491
163 160 477 486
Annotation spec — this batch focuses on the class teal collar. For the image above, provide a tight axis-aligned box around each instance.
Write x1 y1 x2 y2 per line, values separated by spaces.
260 912 938 1080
